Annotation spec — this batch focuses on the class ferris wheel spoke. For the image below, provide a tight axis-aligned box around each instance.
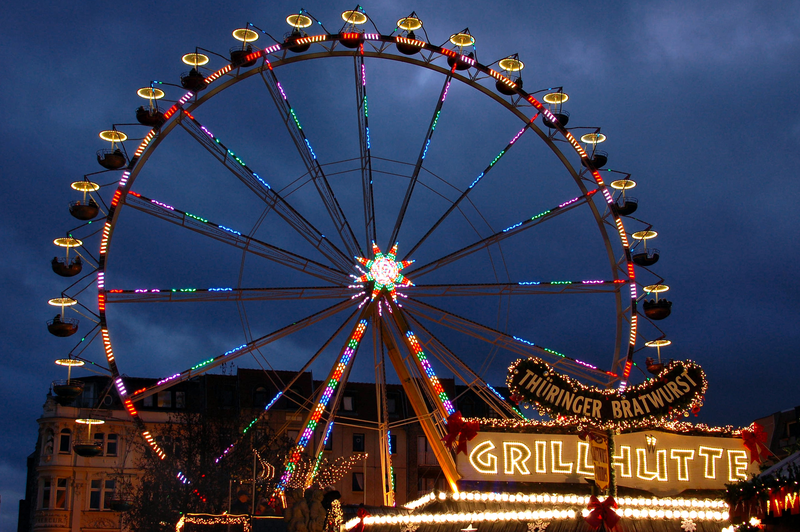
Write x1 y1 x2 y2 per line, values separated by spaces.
129 298 357 403
406 279 627 297
258 62 363 258
354 53 376 246
401 310 524 420
176 110 354 272
403 298 613 386
408 189 599 279
279 304 375 490
105 286 356 304
378 301 460 490
124 192 348 285
388 71 456 247
405 119 536 258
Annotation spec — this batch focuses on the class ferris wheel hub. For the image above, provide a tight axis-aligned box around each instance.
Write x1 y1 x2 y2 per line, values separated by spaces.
353 243 414 303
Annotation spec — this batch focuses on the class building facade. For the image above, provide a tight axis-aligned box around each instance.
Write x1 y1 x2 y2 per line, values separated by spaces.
754 405 800 460
20 370 490 532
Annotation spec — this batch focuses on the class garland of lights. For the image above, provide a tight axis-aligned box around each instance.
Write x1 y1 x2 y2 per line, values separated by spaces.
345 491 729 531
281 454 368 490
474 417 741 437
507 358 708 430
176 514 251 532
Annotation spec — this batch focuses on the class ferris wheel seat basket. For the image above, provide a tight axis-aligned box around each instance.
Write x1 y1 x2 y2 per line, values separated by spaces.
51 256 83 277
496 77 522 96
52 380 84 405
643 299 672 320
632 249 660 266
614 196 638 216
47 317 79 337
73 441 103 457
581 150 608 169
338 33 364 49
447 54 473 71
230 45 257 67
542 111 570 129
396 38 422 55
135 106 166 128
645 357 667 375
284 30 311 53
96 148 126 170
69 201 100 220
180 70 207 92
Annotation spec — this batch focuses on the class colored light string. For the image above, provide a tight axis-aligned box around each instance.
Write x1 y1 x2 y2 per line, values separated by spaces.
512 336 618 378
405 331 454 415
279 319 369 490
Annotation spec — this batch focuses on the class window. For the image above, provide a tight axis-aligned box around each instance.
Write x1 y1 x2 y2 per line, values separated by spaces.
253 387 268 407
41 478 68 509
59 429 72 454
418 436 436 465
352 472 364 492
324 437 333 451
89 479 115 510
175 391 186 409
143 394 153 407
82 384 96 408
387 392 402 415
92 433 119 457
353 433 365 452
55 478 67 509
157 391 172 408
342 396 355 411
41 479 51 509
418 477 444 493
389 434 397 455
106 433 118 456
221 385 236 408
418 477 437 492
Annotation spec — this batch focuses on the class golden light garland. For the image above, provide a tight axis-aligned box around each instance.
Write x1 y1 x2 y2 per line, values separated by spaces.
312 454 367 488
382 491 731 527
473 417 741 437
280 453 368 489
176 514 251 532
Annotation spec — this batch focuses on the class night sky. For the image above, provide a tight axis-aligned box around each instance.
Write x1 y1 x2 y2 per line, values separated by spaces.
3 1 799 529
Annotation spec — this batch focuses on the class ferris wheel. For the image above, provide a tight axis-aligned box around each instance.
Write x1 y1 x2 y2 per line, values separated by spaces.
48 7 672 501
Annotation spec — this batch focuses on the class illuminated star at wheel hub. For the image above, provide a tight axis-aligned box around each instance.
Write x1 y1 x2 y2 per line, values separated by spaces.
352 242 414 303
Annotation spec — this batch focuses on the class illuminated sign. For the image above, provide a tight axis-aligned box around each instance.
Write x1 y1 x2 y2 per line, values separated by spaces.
507 358 706 426
456 431 756 496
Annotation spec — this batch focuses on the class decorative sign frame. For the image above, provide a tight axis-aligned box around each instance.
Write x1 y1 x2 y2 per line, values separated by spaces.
507 358 707 429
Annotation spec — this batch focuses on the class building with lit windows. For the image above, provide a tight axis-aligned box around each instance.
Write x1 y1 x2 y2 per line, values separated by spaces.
18 370 481 532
